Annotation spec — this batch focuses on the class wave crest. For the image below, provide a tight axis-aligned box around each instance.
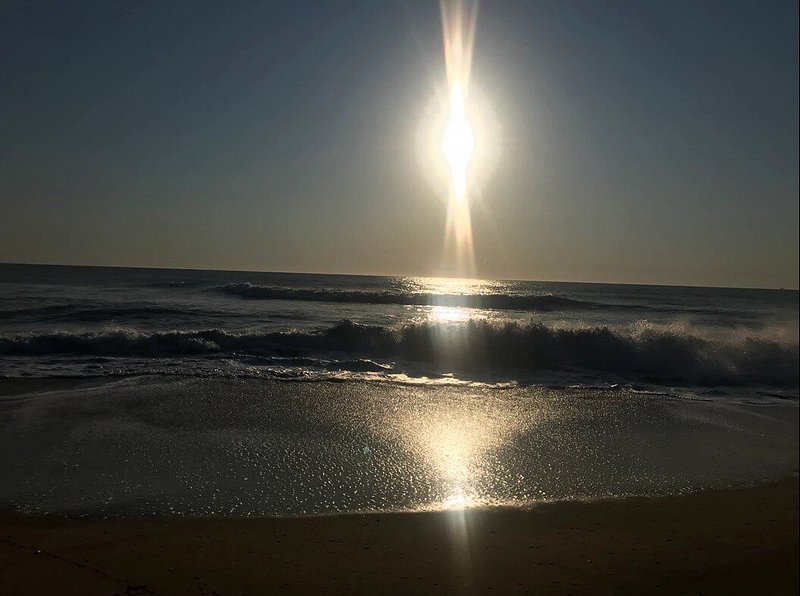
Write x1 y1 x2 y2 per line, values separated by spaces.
1 320 796 387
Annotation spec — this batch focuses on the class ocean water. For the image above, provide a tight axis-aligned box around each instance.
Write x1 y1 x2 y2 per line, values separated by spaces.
0 263 798 516
1 263 797 398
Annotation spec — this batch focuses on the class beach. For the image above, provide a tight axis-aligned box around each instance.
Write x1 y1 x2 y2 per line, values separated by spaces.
1 479 797 595
1 266 798 594
3 0 798 592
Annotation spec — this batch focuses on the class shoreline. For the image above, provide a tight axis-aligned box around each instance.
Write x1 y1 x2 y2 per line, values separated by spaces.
1 478 797 595
1 475 797 522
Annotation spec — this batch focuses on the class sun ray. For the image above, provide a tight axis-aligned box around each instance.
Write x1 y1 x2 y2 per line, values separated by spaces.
440 0 479 277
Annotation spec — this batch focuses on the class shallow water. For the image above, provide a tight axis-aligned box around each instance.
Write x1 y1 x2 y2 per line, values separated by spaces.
0 376 796 517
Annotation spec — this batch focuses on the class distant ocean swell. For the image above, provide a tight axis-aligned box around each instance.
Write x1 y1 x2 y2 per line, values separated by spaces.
2 320 796 387
0 304 209 322
0 285 750 321
217 283 747 316
219 282 598 311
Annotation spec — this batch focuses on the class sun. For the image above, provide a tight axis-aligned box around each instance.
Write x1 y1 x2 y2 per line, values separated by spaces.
441 80 475 204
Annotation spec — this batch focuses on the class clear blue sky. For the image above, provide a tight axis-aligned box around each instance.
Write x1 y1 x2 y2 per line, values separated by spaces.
1 0 797 288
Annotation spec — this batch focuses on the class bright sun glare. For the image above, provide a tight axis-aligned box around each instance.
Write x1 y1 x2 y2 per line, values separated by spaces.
436 0 480 275
442 80 474 204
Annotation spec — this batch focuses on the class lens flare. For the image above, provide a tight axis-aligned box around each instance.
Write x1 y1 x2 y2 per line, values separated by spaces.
440 0 478 275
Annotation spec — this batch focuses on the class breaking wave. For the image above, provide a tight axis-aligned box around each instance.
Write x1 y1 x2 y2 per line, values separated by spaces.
2 320 797 387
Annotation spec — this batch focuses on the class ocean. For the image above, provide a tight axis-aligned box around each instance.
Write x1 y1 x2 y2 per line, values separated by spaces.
0 263 797 516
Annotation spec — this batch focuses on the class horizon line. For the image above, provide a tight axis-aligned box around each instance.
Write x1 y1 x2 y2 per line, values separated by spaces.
1 260 797 292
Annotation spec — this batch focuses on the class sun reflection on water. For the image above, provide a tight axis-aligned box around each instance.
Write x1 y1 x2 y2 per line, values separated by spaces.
443 492 472 510
403 276 509 297
428 305 471 323
383 394 527 512
380 391 529 583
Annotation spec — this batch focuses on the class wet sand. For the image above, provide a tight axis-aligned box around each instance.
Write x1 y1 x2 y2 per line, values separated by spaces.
0 479 797 596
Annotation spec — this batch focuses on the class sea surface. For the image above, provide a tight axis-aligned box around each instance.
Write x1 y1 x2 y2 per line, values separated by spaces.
0 263 798 516
1 263 797 398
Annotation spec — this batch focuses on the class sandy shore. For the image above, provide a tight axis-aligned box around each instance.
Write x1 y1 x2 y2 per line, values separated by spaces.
0 479 797 596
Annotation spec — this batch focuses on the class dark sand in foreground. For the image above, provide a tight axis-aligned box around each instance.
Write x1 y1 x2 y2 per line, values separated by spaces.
1 479 797 596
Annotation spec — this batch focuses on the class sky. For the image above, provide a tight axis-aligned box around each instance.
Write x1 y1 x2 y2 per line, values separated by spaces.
1 0 798 288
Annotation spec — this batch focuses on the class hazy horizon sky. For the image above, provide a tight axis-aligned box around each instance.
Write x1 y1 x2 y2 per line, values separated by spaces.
2 1 798 289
